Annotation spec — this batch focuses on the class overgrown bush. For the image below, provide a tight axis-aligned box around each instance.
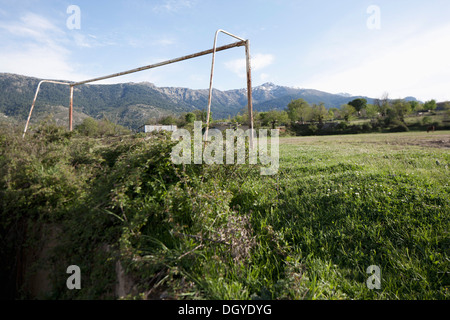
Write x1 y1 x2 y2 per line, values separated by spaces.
75 117 130 137
0 121 273 299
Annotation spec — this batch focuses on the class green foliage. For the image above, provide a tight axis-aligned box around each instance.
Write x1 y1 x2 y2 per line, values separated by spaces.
409 100 420 112
185 112 196 124
365 104 379 119
340 104 357 122
75 117 130 137
390 99 412 122
286 98 311 123
311 103 329 124
348 98 367 114
159 115 179 126
424 99 437 111
260 110 290 128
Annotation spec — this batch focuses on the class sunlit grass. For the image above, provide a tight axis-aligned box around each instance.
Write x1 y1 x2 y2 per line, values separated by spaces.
211 131 450 299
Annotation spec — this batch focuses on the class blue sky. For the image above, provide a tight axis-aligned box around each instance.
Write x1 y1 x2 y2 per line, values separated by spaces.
1 0 449 102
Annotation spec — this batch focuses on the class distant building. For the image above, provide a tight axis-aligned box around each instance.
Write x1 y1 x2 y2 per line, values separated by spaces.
138 124 178 133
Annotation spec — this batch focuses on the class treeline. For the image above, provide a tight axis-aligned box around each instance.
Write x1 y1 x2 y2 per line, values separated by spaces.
283 96 450 135
144 96 450 136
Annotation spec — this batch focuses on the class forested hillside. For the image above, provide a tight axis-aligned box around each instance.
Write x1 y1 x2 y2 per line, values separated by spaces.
1 73 417 130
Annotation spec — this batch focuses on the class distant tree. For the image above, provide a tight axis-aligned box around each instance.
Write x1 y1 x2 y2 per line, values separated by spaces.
328 107 340 121
193 109 207 122
261 110 289 128
311 103 328 124
340 104 356 122
409 100 420 112
348 98 367 116
423 99 437 111
374 93 390 117
233 108 249 125
391 99 412 123
240 107 259 125
444 102 450 120
160 115 179 125
365 104 379 119
185 112 196 123
286 98 311 123
328 109 336 120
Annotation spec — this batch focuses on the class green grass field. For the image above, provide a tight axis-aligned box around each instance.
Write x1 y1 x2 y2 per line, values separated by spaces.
172 131 450 300
262 131 450 299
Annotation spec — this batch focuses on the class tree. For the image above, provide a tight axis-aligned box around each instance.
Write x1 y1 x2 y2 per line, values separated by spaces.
286 98 311 123
365 104 379 119
391 99 412 123
311 103 328 124
193 109 207 122
160 115 179 125
423 99 437 111
261 110 289 128
374 93 390 117
444 102 450 120
409 100 420 113
328 107 340 120
340 104 356 122
233 107 251 125
185 112 196 124
348 98 367 116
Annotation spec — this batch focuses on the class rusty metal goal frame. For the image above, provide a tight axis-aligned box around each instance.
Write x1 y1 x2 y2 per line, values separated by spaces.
23 29 254 146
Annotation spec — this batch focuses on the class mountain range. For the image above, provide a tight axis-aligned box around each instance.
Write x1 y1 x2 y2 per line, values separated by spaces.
0 73 419 130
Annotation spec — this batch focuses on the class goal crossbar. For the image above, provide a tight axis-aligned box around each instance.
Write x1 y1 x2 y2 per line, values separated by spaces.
23 30 254 146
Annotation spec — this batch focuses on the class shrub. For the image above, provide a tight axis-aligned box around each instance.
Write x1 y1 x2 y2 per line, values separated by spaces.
308 124 318 134
389 121 409 132
76 117 130 137
362 123 372 132
422 116 433 126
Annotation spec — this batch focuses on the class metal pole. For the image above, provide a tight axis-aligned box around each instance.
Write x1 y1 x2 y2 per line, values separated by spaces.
23 80 71 138
71 40 246 87
245 40 254 149
204 30 246 143
69 85 74 131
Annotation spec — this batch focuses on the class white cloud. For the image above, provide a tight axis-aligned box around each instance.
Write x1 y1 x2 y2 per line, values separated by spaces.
225 53 275 78
302 22 450 101
0 12 90 81
0 12 64 45
153 0 195 13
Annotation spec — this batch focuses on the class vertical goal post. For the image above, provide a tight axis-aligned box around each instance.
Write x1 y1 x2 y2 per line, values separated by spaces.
23 29 255 148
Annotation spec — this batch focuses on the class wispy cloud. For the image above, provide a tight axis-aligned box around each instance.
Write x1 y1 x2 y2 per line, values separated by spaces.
0 12 64 46
153 0 196 13
225 53 275 78
0 12 90 81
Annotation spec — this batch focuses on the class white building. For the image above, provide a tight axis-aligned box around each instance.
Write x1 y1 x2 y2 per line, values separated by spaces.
139 124 178 133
